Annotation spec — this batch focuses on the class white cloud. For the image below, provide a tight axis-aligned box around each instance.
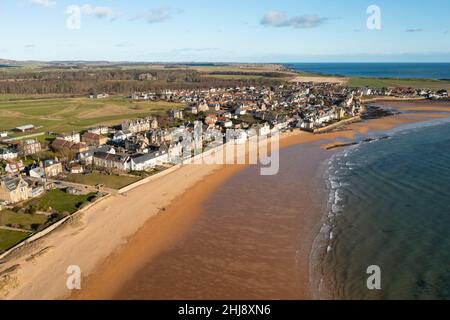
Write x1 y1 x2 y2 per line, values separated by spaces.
31 0 56 7
131 6 182 24
405 28 423 33
81 4 114 19
261 11 328 29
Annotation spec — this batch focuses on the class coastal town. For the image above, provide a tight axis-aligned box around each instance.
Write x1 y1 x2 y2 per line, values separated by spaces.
0 80 448 253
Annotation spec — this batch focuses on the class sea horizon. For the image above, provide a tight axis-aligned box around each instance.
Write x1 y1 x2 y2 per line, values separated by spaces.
285 62 450 80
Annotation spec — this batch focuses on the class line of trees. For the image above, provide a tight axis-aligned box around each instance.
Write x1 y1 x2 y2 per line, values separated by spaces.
0 69 284 95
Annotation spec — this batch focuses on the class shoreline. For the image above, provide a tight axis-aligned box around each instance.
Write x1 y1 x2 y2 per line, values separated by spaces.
74 101 450 300
1 100 449 300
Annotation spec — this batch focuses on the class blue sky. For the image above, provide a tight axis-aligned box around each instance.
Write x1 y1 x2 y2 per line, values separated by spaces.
1 0 449 62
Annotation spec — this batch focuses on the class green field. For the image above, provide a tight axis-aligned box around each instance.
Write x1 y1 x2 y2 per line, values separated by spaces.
0 229 30 252
0 210 48 231
65 172 140 189
26 189 97 214
0 96 182 134
348 77 450 90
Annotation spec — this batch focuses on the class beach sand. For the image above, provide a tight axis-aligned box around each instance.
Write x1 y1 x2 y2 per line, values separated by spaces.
289 75 348 85
1 100 449 300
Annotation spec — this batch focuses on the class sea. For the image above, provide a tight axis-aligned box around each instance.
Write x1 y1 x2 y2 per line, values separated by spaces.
313 119 450 299
285 63 450 80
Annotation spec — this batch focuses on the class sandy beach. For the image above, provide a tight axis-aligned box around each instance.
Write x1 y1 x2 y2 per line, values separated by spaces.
0 100 449 300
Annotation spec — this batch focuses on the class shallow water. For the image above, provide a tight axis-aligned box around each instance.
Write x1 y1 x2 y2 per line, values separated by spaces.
317 121 450 299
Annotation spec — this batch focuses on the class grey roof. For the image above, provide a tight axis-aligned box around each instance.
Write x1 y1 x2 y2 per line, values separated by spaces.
131 152 161 164
0 148 16 155
0 176 23 191
15 124 35 131
94 151 130 163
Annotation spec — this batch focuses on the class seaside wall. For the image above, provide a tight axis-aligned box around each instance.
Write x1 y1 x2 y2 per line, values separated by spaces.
360 97 426 103
118 164 182 194
0 194 112 261
312 116 362 134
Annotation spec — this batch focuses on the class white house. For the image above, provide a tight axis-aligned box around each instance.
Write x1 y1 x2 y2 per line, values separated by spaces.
29 167 46 179
113 130 133 142
362 88 372 96
254 123 271 137
0 148 18 160
59 132 81 144
130 151 169 171
232 130 248 145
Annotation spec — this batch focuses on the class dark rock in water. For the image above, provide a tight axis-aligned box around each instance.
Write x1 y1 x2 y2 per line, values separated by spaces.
326 142 359 150
362 105 398 120
362 136 391 143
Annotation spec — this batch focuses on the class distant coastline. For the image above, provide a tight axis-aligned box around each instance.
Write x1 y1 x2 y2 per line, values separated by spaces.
284 62 450 80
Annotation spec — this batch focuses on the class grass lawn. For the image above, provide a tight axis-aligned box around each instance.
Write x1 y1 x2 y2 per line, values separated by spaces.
65 172 141 189
0 229 31 252
0 96 182 134
0 210 48 231
26 189 97 214
348 77 450 90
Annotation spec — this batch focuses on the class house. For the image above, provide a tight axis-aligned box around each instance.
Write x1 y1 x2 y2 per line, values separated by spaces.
187 102 208 115
253 123 271 137
0 175 31 204
82 132 108 146
228 130 248 145
93 152 131 171
77 145 115 165
112 130 133 142
362 88 372 96
5 160 25 174
208 103 221 112
43 160 63 178
14 124 35 133
130 151 169 171
197 102 209 113
121 117 157 133
137 73 157 81
51 138 89 154
168 109 184 120
187 105 199 114
29 167 46 179
0 148 18 160
25 178 45 198
58 132 81 144
168 141 183 161
235 105 250 115
218 119 233 129
89 93 109 99
88 126 109 135
70 164 84 174
205 115 218 126
17 139 42 156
